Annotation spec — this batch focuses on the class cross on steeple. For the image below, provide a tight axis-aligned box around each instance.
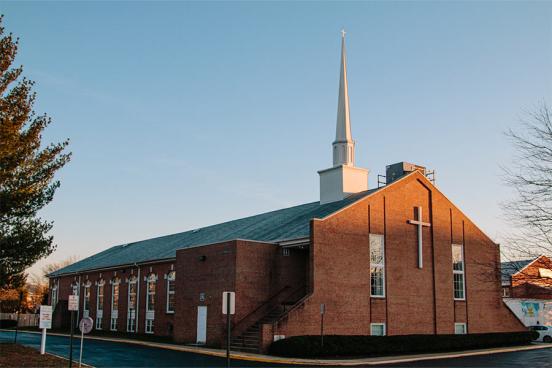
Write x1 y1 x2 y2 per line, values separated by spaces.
408 206 431 269
341 29 346 38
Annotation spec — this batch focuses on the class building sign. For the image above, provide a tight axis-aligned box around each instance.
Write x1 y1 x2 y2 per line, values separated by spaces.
39 305 52 329
68 295 79 311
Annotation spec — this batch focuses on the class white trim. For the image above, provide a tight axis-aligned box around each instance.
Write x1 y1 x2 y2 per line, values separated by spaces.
370 323 386 336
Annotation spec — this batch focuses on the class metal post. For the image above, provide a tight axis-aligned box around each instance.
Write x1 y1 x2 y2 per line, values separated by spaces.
320 312 324 348
14 291 23 343
79 326 84 367
69 311 75 368
226 295 231 368
40 328 47 354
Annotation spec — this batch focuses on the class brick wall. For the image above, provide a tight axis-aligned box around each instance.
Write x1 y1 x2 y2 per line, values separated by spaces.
275 172 525 338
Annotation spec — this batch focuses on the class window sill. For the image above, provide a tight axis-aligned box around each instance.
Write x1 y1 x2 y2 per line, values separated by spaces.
166 311 175 315
454 298 466 301
371 295 386 299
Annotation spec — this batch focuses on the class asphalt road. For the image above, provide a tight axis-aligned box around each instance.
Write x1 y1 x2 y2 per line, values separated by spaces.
1 330 551 368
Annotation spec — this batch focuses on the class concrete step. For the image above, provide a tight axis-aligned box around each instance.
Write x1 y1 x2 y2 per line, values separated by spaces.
230 345 259 353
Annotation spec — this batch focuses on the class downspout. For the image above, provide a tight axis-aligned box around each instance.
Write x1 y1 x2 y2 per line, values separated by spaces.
136 264 140 334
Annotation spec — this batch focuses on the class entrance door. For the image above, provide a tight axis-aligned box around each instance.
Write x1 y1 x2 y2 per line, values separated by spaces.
196 306 207 344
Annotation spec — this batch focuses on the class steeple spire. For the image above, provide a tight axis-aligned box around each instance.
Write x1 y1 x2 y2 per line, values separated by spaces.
318 30 368 204
333 29 355 167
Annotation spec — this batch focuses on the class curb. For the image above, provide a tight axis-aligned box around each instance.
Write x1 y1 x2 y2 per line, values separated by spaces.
2 329 551 366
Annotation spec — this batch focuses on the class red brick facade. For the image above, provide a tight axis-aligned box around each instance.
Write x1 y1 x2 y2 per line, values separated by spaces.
509 256 552 299
49 171 525 351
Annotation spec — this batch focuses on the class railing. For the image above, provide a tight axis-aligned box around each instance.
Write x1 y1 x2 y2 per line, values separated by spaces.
230 284 305 339
274 290 313 325
0 313 39 327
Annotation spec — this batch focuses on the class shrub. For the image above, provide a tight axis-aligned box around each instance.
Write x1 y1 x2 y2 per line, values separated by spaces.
0 320 17 328
269 332 536 357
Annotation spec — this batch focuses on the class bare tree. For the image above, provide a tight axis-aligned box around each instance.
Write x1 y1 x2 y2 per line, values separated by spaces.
502 103 552 263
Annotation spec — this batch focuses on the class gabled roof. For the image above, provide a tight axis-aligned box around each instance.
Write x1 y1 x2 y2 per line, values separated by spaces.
501 259 534 284
49 188 380 277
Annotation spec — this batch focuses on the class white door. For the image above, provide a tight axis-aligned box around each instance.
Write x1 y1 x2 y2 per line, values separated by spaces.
196 306 207 344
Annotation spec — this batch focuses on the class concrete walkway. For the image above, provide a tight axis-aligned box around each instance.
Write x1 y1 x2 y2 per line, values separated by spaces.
3 329 551 366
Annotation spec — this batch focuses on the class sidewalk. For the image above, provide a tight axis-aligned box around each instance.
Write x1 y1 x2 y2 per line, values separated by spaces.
3 329 551 366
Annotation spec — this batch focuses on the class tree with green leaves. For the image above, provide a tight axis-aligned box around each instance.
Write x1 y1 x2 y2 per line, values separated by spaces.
0 15 71 290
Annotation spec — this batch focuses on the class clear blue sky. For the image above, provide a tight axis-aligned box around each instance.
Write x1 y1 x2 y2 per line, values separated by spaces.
2 1 551 276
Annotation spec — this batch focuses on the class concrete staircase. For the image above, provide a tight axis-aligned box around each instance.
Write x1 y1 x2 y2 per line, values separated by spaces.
229 307 283 353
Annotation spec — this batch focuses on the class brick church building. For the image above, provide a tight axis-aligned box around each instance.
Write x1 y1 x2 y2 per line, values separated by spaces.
48 33 525 353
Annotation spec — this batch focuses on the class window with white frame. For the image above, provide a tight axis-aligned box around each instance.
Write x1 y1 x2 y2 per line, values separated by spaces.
370 323 386 336
145 274 156 334
127 276 137 332
370 234 385 297
72 282 78 296
166 271 175 313
452 244 465 300
83 282 91 317
96 280 104 330
51 282 58 311
110 278 120 331
454 323 467 334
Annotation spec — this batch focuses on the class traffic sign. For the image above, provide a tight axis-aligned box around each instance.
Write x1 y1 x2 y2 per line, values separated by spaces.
79 317 93 334
39 305 52 329
68 295 79 311
222 291 235 315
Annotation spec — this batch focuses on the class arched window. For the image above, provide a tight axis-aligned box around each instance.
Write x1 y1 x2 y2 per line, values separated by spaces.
127 276 137 332
110 277 120 331
166 271 176 314
96 279 105 330
145 273 156 334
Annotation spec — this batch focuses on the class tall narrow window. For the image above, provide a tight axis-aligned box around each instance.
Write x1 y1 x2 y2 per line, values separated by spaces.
83 282 91 318
145 274 156 334
370 234 385 297
96 280 104 330
166 271 176 314
51 282 58 311
110 278 120 331
127 276 137 332
452 244 465 300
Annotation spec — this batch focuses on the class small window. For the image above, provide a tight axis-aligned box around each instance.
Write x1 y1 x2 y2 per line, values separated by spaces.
370 323 386 336
455 323 467 334
283 248 290 257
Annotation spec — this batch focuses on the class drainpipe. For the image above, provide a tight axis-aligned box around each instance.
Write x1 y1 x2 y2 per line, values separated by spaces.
136 265 140 334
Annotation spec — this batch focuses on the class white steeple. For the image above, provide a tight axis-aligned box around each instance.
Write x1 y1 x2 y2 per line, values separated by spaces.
333 29 355 167
318 30 369 205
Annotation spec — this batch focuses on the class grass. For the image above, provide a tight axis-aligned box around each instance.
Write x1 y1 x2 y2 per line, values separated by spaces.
0 342 69 367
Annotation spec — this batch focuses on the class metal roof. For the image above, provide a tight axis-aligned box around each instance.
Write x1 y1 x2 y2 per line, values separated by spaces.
50 189 379 277
501 259 534 284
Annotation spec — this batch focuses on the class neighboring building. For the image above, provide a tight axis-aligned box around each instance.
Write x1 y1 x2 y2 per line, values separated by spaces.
48 34 525 353
501 255 552 326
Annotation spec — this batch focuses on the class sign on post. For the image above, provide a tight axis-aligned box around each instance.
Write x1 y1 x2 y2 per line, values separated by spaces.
222 291 235 315
39 305 52 355
68 295 79 311
78 317 93 368
39 305 53 329
222 291 235 368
